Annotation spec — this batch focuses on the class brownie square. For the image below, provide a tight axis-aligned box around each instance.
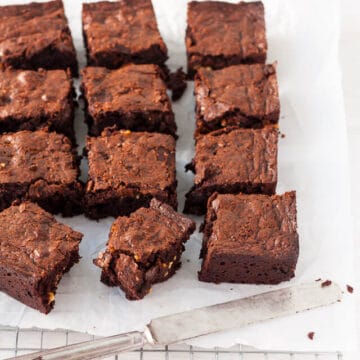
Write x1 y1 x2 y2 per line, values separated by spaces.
81 64 176 136
194 64 280 137
85 129 177 219
0 130 83 216
0 0 78 76
184 127 278 215
0 202 83 313
94 199 195 300
199 192 299 284
186 1 267 78
0 69 75 141
82 0 168 69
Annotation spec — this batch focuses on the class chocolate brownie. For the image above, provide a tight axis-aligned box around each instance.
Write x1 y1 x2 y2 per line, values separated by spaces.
85 129 177 219
199 192 299 284
0 0 78 76
194 64 280 136
81 64 176 136
186 1 267 78
94 199 195 300
184 126 278 215
0 130 83 216
0 202 83 313
0 69 75 141
82 0 168 69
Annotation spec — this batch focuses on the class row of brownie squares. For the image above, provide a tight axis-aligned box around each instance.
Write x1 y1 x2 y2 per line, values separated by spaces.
0 0 187 101
182 1 300 285
0 0 168 76
0 0 193 312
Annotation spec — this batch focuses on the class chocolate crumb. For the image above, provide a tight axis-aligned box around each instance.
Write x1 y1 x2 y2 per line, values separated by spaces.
321 280 332 287
307 332 315 340
167 67 187 101
281 133 285 138
315 278 321 282
346 285 354 294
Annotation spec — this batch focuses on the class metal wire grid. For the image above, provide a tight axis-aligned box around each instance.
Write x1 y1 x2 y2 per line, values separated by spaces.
0 327 342 360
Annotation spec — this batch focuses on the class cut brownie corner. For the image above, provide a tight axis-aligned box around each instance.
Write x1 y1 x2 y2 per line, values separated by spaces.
94 199 195 300
198 191 299 284
0 201 83 313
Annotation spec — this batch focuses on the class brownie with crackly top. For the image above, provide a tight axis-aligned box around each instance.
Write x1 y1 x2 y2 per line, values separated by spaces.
85 129 177 219
186 1 267 78
0 202 83 313
194 64 280 137
82 0 168 69
199 192 299 284
94 198 195 300
81 64 176 136
0 129 83 216
0 69 75 141
184 126 278 215
0 0 78 76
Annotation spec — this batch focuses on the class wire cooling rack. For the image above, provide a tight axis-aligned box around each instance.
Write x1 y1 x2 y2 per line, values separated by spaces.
0 326 342 360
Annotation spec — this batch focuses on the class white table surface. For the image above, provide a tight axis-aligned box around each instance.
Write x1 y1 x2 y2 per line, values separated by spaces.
340 1 360 359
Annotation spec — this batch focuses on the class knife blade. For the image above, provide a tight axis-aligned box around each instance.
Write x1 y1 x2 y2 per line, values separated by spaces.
8 281 342 360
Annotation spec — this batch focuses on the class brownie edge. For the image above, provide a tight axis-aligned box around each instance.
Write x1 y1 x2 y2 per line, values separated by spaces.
94 199 196 300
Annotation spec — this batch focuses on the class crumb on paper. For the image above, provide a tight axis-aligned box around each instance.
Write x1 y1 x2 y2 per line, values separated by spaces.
346 285 354 294
321 280 332 287
315 278 321 282
167 67 187 101
307 332 315 340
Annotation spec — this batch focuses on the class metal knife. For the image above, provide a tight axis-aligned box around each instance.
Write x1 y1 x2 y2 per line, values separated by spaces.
8 281 342 360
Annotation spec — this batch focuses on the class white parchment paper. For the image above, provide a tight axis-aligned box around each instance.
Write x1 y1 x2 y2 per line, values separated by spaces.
0 0 357 351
